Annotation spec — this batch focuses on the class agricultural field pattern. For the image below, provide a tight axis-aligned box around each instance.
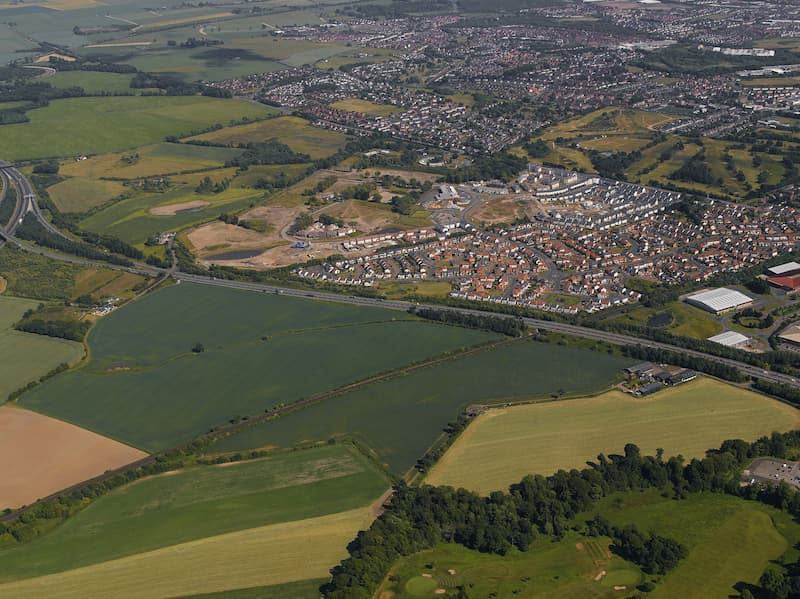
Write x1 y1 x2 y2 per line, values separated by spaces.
1 0 800 597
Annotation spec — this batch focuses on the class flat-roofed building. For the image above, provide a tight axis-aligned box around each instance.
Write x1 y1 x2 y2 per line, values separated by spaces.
708 330 750 348
686 288 753 314
768 261 800 276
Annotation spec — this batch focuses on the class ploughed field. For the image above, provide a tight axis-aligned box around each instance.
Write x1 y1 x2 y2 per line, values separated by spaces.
210 339 632 473
424 377 800 494
0 444 387 598
0 405 147 510
19 283 498 452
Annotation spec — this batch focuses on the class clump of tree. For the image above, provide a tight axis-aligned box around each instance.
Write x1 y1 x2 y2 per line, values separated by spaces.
671 152 714 185
444 152 526 184
16 319 90 342
195 176 230 194
32 160 59 175
586 516 687 574
225 140 310 168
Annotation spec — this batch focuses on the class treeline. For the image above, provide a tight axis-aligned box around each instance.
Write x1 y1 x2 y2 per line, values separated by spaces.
130 72 233 98
0 455 182 542
621 344 745 382
410 307 524 337
323 433 800 598
16 319 90 342
0 186 17 229
752 379 800 406
15 215 133 267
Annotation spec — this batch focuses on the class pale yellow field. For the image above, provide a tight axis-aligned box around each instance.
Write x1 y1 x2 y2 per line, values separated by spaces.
425 378 800 494
330 98 401 116
0 508 372 598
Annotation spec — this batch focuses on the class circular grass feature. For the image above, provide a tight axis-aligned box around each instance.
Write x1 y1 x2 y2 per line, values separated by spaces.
600 568 642 588
405 576 439 597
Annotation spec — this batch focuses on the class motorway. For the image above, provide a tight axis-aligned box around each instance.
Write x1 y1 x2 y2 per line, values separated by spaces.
1 164 799 391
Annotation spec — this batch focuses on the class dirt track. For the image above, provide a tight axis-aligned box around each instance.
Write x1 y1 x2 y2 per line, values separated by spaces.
0 406 147 509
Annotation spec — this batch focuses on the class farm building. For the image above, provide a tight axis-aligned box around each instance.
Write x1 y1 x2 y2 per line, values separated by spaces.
685 288 753 314
707 331 750 348
636 382 664 397
768 261 800 276
624 362 656 377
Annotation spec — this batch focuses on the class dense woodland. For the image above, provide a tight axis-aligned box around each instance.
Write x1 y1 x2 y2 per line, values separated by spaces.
322 433 800 598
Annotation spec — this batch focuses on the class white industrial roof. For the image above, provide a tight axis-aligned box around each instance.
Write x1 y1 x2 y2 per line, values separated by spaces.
707 331 749 347
687 287 752 312
768 261 800 276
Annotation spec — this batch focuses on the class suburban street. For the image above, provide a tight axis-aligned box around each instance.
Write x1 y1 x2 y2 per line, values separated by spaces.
1 163 799 391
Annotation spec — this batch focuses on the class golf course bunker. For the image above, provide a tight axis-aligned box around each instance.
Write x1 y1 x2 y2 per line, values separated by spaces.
150 200 210 216
0 405 147 509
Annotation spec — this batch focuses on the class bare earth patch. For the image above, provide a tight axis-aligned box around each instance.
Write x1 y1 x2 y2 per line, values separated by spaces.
0 405 147 510
187 221 271 256
0 276 6 294
150 200 210 216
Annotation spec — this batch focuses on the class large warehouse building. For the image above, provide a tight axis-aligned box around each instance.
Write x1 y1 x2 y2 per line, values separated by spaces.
707 330 750 348
685 287 753 314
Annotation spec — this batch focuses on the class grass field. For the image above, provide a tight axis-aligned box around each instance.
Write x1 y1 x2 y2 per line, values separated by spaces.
47 177 127 213
210 339 631 473
187 116 348 159
78 182 263 244
19 283 497 451
0 295 84 401
380 536 641 599
0 96 272 160
425 377 800 494
0 444 388 579
122 47 286 82
380 489 800 599
612 301 723 339
586 490 800 598
0 507 372 599
45 71 135 94
330 98 402 116
60 142 244 180
176 579 327 598
0 245 100 300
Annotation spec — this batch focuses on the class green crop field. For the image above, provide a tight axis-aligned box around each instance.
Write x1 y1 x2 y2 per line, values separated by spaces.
47 177 127 213
210 339 631 473
60 142 245 180
122 46 286 82
19 283 497 451
45 71 135 94
0 96 272 160
0 444 388 581
380 535 642 599
586 490 800 598
187 116 349 159
0 295 84 400
425 378 800 494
